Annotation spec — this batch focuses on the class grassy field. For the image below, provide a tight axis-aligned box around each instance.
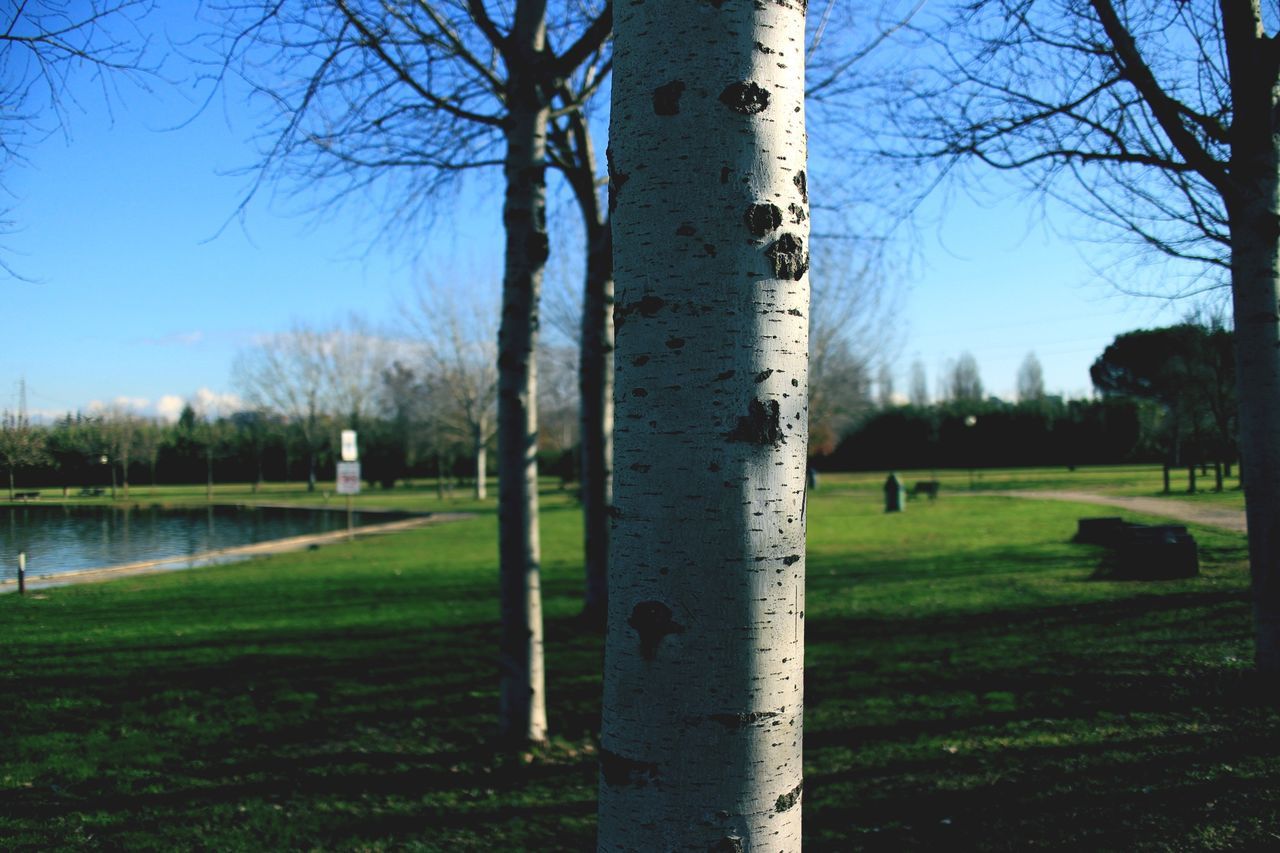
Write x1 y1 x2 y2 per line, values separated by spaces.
1 470 1276 849
814 463 1245 503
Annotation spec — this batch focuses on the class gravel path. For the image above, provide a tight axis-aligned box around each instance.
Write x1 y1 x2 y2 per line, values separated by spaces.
997 490 1247 533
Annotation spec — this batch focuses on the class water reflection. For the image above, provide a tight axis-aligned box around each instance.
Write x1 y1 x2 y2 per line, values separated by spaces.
0 505 406 580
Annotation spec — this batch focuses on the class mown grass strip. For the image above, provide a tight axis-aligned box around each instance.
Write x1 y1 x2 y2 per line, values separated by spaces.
1 477 1274 850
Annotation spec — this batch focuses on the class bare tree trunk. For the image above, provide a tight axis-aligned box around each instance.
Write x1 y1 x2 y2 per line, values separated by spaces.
1231 188 1280 674
1215 460 1224 493
474 422 487 501
1225 11 1280 675
1163 462 1171 494
579 209 614 629
553 97 615 629
1188 464 1197 494
436 449 446 500
6 468 12 501
599 0 809 846
496 10 550 747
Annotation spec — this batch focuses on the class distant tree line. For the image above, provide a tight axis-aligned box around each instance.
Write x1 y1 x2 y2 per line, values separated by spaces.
820 322 1237 484
0 333 580 498
820 397 1162 472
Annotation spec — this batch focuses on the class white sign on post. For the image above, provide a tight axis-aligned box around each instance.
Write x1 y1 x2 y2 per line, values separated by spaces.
336 461 361 495
341 429 359 462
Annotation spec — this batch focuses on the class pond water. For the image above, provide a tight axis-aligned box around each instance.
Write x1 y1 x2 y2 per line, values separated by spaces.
1 504 410 582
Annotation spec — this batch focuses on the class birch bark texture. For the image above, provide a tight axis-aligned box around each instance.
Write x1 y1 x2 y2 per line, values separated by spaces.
599 0 809 847
497 8 550 745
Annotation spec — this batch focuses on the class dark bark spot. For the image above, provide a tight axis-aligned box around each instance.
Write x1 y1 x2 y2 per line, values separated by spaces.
720 167 731 184
715 370 736 381
765 233 809 281
653 80 686 116
710 838 745 853
630 463 651 472
776 781 804 813
666 337 686 349
636 295 666 315
791 378 799 387
789 202 807 223
607 146 628 213
754 369 774 383
607 505 623 519
632 388 648 397
702 0 727 8
676 222 697 236
600 747 661 788
615 295 667 330
633 355 650 367
628 601 685 660
755 41 774 54
744 203 783 237
726 398 785 447
708 462 721 472
794 171 808 202
703 243 717 257
783 554 801 565
708 710 780 729
787 308 804 316
719 81 770 114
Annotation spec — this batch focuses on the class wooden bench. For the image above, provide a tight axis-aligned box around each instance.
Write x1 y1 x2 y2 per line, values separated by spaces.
911 480 940 500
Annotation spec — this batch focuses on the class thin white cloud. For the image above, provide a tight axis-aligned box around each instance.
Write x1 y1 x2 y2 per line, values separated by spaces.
87 397 151 415
191 387 244 418
139 330 206 347
113 396 150 412
155 395 186 423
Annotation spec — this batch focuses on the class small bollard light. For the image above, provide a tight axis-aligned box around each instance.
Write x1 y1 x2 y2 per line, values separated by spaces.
17 551 26 595
884 472 905 513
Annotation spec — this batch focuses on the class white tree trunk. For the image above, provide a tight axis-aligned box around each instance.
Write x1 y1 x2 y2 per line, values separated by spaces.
496 5 550 746
474 421 488 501
599 0 809 848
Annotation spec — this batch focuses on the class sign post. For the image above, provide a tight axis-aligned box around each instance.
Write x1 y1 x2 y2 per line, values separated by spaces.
337 440 361 538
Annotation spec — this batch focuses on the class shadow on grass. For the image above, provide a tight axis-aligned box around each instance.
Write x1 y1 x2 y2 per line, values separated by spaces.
804 587 1277 851
2 521 1276 849
0 606 605 850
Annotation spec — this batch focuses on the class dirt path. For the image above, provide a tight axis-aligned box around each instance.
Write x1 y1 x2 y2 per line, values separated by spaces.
997 490 1247 533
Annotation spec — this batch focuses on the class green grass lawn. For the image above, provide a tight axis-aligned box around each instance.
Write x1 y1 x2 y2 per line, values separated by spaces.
814 464 1247 510
1 478 1276 849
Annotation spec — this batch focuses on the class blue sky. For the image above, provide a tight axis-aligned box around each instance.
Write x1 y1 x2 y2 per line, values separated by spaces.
1 10 1193 422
